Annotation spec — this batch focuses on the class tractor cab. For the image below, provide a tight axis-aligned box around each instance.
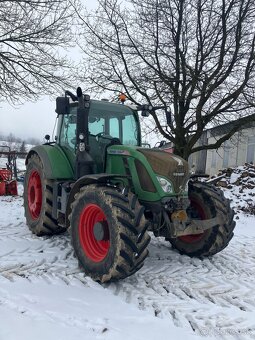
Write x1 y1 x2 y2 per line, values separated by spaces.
56 96 141 175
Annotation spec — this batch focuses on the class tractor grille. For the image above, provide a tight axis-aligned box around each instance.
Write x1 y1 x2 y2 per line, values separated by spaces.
138 149 189 193
135 159 157 192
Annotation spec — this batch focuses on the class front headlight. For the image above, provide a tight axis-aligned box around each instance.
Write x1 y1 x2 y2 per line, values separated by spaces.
156 176 174 193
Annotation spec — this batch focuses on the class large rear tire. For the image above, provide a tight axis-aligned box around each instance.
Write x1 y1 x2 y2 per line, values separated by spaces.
69 185 150 283
24 154 64 236
168 182 235 257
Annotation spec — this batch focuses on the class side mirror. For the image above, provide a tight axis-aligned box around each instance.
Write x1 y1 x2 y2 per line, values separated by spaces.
137 104 167 117
138 104 153 117
56 96 70 115
141 109 151 117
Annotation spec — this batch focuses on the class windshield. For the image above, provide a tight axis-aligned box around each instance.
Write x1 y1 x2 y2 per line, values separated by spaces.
57 101 141 172
88 101 140 145
58 101 140 147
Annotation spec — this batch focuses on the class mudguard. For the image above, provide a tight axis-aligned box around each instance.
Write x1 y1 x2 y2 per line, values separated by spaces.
26 144 74 180
65 173 130 228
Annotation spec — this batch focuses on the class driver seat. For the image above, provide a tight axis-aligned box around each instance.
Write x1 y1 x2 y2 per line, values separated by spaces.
88 135 122 173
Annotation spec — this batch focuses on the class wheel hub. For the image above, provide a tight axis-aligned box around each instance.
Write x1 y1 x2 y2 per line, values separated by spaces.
93 221 108 241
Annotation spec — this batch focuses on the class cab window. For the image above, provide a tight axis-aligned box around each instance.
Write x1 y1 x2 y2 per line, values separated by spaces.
59 109 77 152
109 118 120 138
89 117 105 135
122 114 138 145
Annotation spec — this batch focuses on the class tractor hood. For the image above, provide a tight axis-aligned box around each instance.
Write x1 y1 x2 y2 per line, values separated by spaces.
138 149 190 193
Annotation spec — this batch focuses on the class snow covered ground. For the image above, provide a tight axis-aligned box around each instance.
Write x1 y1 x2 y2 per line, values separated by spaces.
0 160 255 340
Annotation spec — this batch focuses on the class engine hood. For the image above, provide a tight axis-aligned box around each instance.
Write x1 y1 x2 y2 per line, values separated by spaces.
138 149 190 193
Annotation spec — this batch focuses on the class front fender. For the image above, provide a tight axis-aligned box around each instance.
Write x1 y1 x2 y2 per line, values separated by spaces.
65 173 130 228
26 145 74 180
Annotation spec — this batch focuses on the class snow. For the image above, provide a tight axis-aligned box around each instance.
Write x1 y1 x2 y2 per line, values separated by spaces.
0 186 203 340
0 162 255 339
230 172 240 184
0 277 187 340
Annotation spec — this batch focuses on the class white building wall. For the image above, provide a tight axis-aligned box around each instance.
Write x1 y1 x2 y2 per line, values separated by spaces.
189 126 255 177
204 127 255 176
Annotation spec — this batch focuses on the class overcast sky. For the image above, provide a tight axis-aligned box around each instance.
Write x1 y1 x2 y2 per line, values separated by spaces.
0 0 97 142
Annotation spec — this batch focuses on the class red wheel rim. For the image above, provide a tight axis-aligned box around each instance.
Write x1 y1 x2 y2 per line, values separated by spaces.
178 199 206 244
79 204 110 262
27 170 42 220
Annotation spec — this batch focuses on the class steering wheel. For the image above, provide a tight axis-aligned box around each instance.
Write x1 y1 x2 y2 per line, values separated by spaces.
95 132 113 142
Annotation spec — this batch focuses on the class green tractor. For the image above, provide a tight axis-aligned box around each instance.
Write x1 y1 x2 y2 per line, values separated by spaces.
23 88 235 283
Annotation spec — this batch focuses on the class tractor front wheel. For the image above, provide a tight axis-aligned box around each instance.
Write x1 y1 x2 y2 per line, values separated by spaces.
168 182 235 257
69 185 150 283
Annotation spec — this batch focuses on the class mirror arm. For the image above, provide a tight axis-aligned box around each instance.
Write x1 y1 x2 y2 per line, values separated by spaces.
65 90 77 102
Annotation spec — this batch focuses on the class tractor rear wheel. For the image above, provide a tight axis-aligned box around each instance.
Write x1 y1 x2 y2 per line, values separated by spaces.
168 182 235 257
69 185 150 283
24 154 64 236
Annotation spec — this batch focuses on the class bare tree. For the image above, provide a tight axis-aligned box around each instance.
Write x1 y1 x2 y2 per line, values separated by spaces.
78 0 255 159
0 0 80 103
19 140 26 155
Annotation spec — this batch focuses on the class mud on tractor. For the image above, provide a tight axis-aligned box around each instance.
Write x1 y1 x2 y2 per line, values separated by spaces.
23 88 235 283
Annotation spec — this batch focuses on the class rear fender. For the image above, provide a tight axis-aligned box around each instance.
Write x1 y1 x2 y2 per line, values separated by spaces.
26 145 74 180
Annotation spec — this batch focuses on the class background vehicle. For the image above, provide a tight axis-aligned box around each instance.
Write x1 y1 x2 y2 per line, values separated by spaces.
23 88 235 282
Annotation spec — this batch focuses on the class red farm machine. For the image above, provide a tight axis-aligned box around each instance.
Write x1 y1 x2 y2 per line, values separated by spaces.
0 145 21 196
